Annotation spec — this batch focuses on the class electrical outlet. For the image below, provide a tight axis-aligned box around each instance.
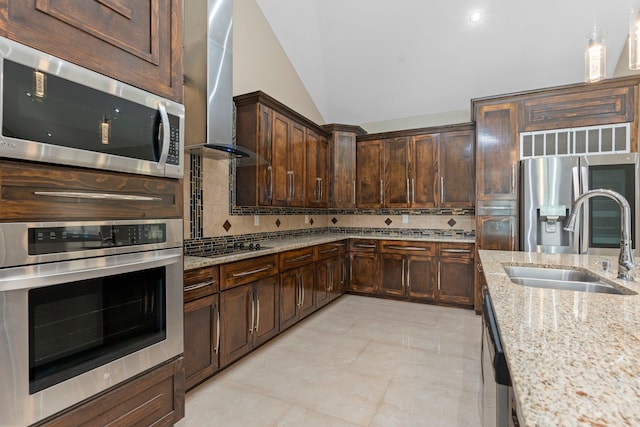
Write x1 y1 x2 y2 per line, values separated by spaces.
304 215 309 224
254 215 259 226
402 214 409 224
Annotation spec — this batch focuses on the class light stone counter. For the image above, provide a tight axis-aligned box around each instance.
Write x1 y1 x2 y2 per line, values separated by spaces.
479 250 640 427
185 233 474 270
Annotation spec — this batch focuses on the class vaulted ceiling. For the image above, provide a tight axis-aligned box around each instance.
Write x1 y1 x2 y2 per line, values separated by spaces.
256 0 632 126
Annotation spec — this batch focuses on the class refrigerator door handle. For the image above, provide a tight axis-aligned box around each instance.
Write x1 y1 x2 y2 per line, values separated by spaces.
580 166 590 254
571 166 581 253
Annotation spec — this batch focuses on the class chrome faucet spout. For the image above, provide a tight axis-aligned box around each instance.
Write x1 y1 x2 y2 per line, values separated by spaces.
563 189 636 280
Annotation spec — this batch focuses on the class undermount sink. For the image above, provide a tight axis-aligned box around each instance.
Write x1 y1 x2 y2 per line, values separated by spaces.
503 265 628 295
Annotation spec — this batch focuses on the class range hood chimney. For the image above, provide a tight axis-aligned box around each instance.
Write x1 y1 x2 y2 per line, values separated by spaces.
184 0 264 166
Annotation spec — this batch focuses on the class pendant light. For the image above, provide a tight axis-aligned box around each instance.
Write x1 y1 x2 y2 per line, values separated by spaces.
585 32 606 82
585 0 605 82
630 1 640 69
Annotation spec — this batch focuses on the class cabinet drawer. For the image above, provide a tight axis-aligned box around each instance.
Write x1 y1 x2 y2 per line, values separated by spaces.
0 160 182 221
521 85 634 131
314 241 348 261
220 255 278 290
35 357 184 426
379 240 435 256
349 239 378 252
279 247 315 271
184 266 219 302
439 243 474 258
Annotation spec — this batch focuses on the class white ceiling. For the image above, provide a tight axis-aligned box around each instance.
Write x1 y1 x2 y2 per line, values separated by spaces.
256 0 631 126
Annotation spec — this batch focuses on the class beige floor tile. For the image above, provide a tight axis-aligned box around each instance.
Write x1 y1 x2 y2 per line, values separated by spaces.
180 295 484 427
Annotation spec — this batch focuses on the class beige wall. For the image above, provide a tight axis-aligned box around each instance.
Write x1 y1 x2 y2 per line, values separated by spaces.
184 0 475 240
233 0 325 125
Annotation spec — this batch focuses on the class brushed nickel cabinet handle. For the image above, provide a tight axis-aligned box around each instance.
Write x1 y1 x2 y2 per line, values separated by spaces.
268 165 273 202
511 164 516 194
440 249 471 254
411 178 415 204
406 178 410 204
352 180 356 204
255 295 260 332
380 179 384 204
437 261 441 290
354 244 376 249
231 264 273 278
249 291 255 334
320 247 339 255
214 303 220 354
292 172 296 199
184 280 216 292
34 191 162 201
402 259 405 288
386 245 428 251
407 259 411 289
440 176 444 204
284 253 312 263
297 274 302 308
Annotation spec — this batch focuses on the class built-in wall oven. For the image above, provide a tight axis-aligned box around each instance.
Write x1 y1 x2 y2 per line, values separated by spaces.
0 219 183 426
0 36 184 178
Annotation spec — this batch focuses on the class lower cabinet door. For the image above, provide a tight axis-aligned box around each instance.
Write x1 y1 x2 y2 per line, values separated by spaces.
380 253 405 296
279 269 300 331
315 259 332 308
349 252 379 293
253 276 279 347
299 263 316 319
406 256 437 300
184 294 219 390
220 285 252 368
438 257 474 307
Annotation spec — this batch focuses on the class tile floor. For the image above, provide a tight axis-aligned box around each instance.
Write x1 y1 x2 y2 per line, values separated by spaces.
176 295 483 427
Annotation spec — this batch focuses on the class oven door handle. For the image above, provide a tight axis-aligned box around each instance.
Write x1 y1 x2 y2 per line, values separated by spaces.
156 102 171 170
34 191 162 202
0 250 182 291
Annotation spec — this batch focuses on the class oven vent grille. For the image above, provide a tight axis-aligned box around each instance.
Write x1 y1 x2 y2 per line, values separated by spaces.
520 123 630 159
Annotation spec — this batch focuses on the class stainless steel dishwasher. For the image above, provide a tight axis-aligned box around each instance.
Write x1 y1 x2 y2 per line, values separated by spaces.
481 287 512 427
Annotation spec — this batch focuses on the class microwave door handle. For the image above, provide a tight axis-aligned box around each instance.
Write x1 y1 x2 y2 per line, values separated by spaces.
156 102 170 170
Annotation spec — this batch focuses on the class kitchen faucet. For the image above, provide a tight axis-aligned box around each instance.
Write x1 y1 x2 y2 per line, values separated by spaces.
564 189 636 280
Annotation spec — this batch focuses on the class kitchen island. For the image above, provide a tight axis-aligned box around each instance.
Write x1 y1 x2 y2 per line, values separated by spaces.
479 250 640 427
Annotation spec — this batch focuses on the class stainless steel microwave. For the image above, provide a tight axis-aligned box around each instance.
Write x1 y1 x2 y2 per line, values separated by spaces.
0 37 184 178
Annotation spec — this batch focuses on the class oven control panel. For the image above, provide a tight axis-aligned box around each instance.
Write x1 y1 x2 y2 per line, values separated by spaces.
28 223 167 255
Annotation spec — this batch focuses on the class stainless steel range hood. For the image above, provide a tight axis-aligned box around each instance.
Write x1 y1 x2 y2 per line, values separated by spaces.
183 0 265 166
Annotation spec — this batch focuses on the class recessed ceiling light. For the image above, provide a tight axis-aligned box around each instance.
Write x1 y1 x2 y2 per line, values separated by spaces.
468 11 484 24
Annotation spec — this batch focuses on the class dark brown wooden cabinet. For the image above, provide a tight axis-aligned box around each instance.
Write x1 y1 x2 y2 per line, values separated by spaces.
234 91 332 208
439 130 475 208
324 125 366 208
306 130 330 208
379 240 437 300
183 266 220 391
348 239 379 294
0 0 183 101
0 160 182 222
314 241 348 308
279 247 316 331
219 255 279 368
357 124 475 209
384 137 411 208
35 357 185 426
356 140 385 208
437 243 475 308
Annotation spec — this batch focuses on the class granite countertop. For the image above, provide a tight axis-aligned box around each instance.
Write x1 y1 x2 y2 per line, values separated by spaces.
185 233 475 270
479 250 640 427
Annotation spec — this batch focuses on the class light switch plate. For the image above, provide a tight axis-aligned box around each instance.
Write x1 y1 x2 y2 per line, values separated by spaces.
304 215 309 224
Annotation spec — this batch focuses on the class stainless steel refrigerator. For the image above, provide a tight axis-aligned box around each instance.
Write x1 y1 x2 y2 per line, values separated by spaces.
520 153 639 255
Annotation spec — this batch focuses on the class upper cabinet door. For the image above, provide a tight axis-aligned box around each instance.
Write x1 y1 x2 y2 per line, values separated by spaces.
1 0 183 101
271 112 291 206
331 132 357 208
289 122 306 207
475 102 518 201
306 130 329 208
439 130 475 208
384 137 410 208
356 140 384 208
411 134 439 208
